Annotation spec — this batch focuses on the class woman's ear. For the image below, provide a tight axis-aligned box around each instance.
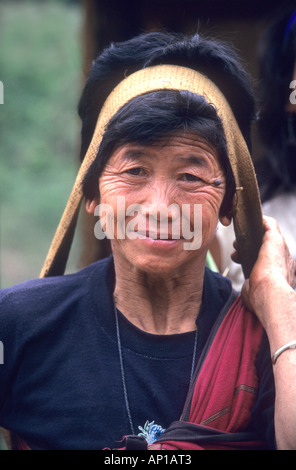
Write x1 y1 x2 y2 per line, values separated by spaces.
219 192 233 227
85 198 99 215
219 212 232 227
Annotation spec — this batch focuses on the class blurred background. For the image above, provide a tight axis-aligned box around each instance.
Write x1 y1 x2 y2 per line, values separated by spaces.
0 0 294 288
0 0 81 287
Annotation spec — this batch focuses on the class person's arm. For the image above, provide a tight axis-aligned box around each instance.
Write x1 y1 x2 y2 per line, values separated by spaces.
237 216 296 450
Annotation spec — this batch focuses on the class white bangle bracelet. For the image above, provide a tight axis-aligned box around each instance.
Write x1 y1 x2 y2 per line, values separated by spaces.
272 340 296 365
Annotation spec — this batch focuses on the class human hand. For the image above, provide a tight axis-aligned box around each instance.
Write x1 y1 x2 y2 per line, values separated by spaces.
231 216 296 324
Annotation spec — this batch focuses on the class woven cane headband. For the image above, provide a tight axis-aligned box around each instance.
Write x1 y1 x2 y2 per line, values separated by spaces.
40 64 263 279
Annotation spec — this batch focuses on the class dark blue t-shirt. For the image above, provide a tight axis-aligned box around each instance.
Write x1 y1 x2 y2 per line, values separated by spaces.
0 256 275 449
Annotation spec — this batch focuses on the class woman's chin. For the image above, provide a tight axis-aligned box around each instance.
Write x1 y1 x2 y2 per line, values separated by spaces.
112 238 205 276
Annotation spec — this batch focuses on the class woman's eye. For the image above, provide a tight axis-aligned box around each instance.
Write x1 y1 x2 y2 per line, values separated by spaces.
180 173 201 182
125 167 146 176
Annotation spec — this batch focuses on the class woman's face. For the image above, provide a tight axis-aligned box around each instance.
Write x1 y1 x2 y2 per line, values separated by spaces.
89 132 231 275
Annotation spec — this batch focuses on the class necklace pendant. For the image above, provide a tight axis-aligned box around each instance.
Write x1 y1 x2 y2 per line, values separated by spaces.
138 420 166 445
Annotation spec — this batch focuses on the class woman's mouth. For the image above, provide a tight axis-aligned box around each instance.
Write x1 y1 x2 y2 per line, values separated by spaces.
131 230 184 240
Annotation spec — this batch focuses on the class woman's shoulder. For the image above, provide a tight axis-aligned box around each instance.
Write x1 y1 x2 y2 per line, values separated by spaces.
0 256 113 322
204 266 234 302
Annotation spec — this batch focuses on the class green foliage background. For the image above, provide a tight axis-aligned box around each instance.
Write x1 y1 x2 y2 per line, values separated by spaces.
0 0 82 287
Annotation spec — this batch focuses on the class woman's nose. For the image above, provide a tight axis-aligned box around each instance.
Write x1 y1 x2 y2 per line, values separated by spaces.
140 182 179 221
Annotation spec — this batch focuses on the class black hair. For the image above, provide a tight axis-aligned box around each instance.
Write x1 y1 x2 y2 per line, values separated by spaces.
78 31 256 158
82 89 235 216
256 7 296 201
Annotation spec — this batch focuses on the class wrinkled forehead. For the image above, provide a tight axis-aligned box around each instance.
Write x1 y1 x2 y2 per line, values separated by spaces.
105 133 223 172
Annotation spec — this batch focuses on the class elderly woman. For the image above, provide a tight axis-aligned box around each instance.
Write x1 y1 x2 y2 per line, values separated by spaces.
1 32 296 451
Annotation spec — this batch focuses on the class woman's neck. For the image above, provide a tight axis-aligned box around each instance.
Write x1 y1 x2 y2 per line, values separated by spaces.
113 255 206 335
